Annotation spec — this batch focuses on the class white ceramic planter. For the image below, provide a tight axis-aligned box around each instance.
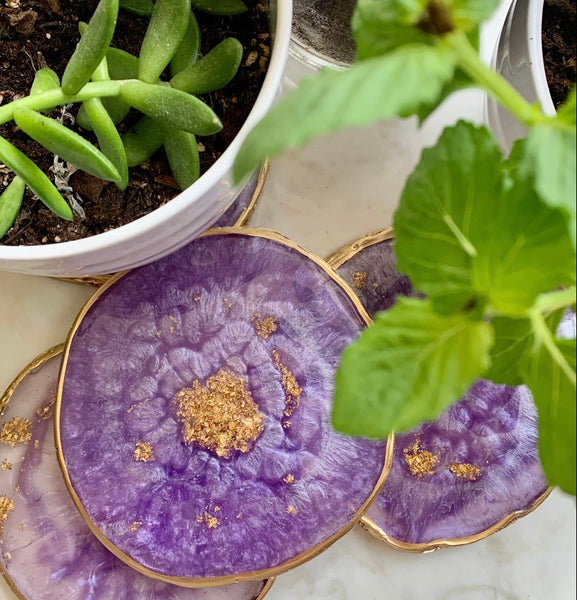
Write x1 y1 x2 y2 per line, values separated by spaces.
0 0 292 277
486 0 555 150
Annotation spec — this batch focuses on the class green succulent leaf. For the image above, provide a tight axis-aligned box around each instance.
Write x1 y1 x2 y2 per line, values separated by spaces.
62 0 119 95
119 80 222 135
394 121 576 315
170 11 202 77
139 0 191 83
190 0 247 15
122 116 164 167
171 37 243 95
234 45 457 182
518 123 577 249
119 0 155 16
0 176 26 240
163 127 200 189
332 296 494 437
0 136 72 220
106 48 140 80
30 68 60 96
82 98 129 190
526 335 576 495
13 107 120 183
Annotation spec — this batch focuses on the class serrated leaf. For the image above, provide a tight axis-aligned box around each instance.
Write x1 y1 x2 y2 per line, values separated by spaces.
394 121 502 312
474 175 576 313
332 296 493 437
518 124 576 248
234 45 456 182
525 338 576 494
352 0 497 60
395 121 575 315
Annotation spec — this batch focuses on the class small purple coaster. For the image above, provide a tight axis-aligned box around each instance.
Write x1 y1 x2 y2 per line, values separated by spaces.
328 230 550 548
58 230 389 584
0 348 271 600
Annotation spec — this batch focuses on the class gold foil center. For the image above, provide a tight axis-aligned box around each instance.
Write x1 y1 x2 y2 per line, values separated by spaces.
0 417 32 447
0 496 14 535
134 441 154 462
352 271 367 289
251 313 279 340
403 438 439 478
175 369 264 458
448 462 481 481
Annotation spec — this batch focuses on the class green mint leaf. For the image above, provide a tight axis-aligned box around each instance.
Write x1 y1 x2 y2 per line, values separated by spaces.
234 45 456 182
395 121 575 315
353 0 497 60
394 121 502 313
474 174 576 314
332 297 493 437
525 337 576 495
353 0 433 60
518 124 576 249
486 308 566 386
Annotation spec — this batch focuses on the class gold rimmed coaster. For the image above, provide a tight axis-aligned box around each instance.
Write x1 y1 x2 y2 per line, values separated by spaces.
326 228 553 553
0 346 275 600
55 227 394 587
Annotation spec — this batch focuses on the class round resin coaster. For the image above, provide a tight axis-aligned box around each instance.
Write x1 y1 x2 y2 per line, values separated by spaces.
0 347 273 600
57 162 268 287
57 229 392 586
327 230 551 551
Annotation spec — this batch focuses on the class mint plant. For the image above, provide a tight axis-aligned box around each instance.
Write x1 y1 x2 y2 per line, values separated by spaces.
0 0 246 240
235 0 577 494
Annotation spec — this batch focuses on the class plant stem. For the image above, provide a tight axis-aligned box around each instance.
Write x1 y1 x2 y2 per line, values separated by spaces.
535 287 577 315
530 309 576 385
0 81 123 125
444 31 573 132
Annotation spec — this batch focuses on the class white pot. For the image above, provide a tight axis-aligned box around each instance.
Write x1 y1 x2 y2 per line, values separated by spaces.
0 0 292 277
486 0 555 150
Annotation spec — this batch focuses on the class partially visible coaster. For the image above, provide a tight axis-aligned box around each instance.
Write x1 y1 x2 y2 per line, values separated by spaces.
327 230 551 551
57 229 393 586
0 347 274 600
58 161 269 287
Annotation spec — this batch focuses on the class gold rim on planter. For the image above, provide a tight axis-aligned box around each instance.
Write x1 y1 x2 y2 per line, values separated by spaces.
56 160 270 287
325 227 554 553
55 227 395 588
0 346 276 600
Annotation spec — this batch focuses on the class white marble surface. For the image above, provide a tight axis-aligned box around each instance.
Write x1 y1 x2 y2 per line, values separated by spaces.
1 2 576 598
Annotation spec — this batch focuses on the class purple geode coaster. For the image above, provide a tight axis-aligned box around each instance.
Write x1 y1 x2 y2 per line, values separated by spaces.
0 348 272 600
327 230 550 550
57 229 390 585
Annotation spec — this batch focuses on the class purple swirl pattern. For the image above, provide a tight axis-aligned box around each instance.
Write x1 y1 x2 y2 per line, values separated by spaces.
333 233 550 546
59 232 389 581
0 352 269 600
